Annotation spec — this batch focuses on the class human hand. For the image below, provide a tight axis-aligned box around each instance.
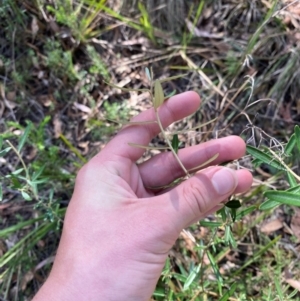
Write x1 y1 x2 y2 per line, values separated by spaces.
33 91 252 301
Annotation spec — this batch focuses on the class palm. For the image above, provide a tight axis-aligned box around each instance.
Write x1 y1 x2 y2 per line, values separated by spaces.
36 92 253 301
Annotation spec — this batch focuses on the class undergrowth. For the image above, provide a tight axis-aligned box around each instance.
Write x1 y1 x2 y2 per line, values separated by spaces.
1 0 300 300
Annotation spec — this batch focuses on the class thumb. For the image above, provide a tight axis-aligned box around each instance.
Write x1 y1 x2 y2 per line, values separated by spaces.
160 167 238 231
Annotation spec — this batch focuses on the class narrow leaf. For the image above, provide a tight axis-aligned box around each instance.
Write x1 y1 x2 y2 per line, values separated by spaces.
259 199 280 211
21 191 32 201
294 125 300 152
236 205 256 220
218 207 227 222
207 251 223 284
154 80 164 109
252 158 263 168
287 185 300 193
0 185 2 202
246 145 285 170
12 168 24 175
145 67 151 81
200 221 222 228
225 225 231 243
0 135 3 150
285 133 296 155
286 171 297 188
0 147 11 157
232 235 281 276
264 191 300 207
219 283 237 301
183 264 201 291
230 208 237 222
171 134 179 154
228 229 237 248
18 123 32 152
261 185 300 210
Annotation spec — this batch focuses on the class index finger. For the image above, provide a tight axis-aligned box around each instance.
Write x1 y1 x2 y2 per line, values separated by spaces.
100 91 201 162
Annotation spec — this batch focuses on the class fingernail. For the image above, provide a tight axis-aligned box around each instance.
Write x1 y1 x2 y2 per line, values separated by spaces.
211 168 237 195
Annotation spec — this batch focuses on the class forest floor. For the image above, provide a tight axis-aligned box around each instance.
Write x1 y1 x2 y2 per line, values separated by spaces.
1 1 300 300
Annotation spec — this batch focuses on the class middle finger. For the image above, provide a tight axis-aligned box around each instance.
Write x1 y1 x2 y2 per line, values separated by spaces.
138 136 246 189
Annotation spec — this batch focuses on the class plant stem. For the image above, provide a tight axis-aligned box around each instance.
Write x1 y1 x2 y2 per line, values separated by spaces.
155 110 191 178
268 148 300 182
6 140 29 180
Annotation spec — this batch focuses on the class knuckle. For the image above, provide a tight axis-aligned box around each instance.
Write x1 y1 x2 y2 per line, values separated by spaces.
182 179 209 217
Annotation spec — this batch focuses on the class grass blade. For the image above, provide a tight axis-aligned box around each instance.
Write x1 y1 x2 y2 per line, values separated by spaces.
287 185 300 193
183 264 201 291
236 205 256 220
219 283 237 301
285 133 296 155
246 145 285 171
18 123 32 152
171 134 179 154
263 191 300 207
259 199 280 211
286 171 297 188
200 221 222 228
207 250 223 284
232 235 281 276
294 125 300 152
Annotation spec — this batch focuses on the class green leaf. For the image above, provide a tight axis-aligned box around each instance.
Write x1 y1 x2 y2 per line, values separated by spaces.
230 208 237 222
207 251 223 284
183 264 201 291
0 135 3 150
171 134 179 154
0 185 2 202
252 158 263 168
228 229 237 248
225 225 231 243
225 199 241 209
274 277 284 301
12 168 24 176
285 133 296 155
9 176 21 189
286 171 297 188
21 191 32 201
18 123 32 152
0 147 11 157
219 283 237 301
200 221 222 228
264 191 300 207
259 199 280 211
235 205 256 220
154 80 164 109
246 145 285 171
217 207 227 222
287 185 300 193
294 125 300 152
